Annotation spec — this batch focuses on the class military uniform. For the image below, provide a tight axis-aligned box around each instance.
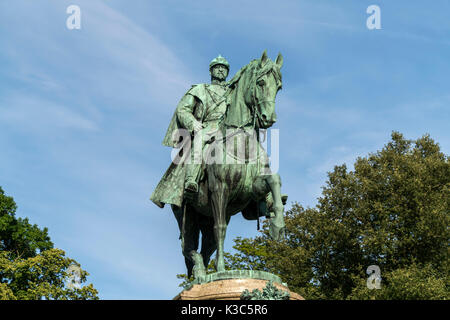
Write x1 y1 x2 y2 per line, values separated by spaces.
177 82 228 192
150 56 230 208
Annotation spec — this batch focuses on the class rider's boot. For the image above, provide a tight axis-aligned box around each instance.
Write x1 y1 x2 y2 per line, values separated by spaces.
185 163 201 193
185 179 198 193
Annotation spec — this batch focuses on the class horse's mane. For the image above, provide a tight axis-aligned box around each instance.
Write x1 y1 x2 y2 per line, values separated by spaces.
224 58 282 128
224 60 257 128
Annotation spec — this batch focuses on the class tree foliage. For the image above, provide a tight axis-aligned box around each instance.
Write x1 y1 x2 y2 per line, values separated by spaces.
0 187 52 259
0 187 98 300
227 132 449 299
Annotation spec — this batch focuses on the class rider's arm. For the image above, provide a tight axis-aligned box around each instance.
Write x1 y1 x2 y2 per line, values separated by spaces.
176 94 202 134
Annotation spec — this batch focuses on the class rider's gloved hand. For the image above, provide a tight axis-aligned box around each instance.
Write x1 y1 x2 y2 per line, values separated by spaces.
193 120 204 132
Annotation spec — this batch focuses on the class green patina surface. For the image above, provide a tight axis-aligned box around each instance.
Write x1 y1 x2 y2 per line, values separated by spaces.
150 51 287 282
191 270 284 286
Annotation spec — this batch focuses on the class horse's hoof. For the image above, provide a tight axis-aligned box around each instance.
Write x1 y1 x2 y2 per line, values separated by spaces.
193 266 206 279
269 222 286 241
215 259 226 272
191 252 206 279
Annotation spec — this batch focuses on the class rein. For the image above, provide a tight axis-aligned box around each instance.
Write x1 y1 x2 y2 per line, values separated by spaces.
213 64 279 149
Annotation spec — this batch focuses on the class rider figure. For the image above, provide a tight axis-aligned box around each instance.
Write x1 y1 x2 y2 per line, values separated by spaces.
179 55 230 193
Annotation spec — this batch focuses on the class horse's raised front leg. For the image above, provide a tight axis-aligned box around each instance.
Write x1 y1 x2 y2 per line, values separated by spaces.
264 173 286 240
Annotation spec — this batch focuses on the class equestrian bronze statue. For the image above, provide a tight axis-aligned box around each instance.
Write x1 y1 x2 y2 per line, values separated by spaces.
151 50 286 280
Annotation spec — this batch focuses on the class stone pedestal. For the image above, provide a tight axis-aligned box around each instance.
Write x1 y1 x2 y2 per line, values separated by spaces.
173 270 304 300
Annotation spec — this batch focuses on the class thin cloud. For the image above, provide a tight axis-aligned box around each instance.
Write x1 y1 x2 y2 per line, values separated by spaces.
0 94 99 133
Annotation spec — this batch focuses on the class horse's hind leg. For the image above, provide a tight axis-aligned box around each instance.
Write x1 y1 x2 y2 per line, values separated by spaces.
178 204 206 279
171 205 194 275
199 214 216 270
209 174 229 272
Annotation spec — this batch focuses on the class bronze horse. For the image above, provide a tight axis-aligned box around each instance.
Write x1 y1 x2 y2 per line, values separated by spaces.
172 51 286 279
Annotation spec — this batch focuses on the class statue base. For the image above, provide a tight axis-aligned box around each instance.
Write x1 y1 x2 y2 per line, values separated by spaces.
173 270 304 300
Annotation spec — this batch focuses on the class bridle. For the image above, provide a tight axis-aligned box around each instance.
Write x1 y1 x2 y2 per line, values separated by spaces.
215 62 281 144
249 66 281 132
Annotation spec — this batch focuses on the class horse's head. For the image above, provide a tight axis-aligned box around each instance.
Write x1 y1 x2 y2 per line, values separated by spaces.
251 50 283 129
225 51 283 129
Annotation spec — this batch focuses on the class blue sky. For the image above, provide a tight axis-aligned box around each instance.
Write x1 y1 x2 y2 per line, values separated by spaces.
0 0 449 299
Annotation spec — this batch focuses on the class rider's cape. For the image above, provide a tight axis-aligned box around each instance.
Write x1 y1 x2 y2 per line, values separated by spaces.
150 84 208 208
161 84 208 148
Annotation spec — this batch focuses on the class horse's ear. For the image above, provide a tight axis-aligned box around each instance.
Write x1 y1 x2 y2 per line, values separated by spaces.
259 50 268 67
276 52 283 68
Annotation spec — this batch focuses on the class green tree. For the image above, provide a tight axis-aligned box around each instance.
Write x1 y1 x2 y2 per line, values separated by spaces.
227 132 449 299
349 263 448 300
0 187 53 259
0 187 98 300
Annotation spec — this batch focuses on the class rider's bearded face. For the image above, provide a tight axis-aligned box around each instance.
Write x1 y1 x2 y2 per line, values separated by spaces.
211 64 228 81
